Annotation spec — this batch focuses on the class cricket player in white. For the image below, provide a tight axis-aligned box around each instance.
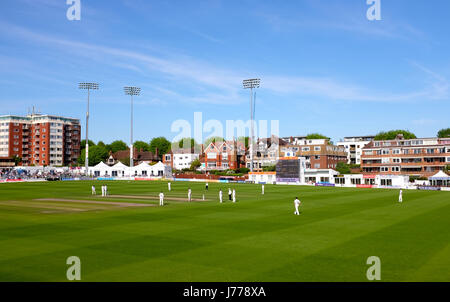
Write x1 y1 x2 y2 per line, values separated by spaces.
232 189 236 203
91 185 96 195
294 197 301 215
399 189 403 203
262 184 265 195
228 188 232 201
188 188 192 202
219 189 223 203
168 182 171 191
101 185 105 197
104 185 108 196
159 191 164 206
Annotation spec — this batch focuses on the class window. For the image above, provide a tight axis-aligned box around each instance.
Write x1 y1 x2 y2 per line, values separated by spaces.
314 163 320 168
302 147 310 151
426 148 435 154
314 155 320 160
392 166 400 172
392 158 401 163
314 146 321 151
393 149 400 154
381 158 389 164
381 167 389 172
207 152 217 159
381 179 392 186
382 149 389 155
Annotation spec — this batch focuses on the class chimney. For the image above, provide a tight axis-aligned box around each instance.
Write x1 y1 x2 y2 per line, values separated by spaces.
290 136 293 144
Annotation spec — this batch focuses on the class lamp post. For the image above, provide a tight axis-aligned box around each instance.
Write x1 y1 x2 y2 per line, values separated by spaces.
78 82 99 177
243 78 260 173
124 86 141 172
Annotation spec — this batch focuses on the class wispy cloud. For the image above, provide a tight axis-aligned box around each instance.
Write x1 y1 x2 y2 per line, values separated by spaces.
0 22 447 105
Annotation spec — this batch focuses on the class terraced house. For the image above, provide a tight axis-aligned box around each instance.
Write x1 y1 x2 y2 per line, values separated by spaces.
361 134 450 177
0 113 80 166
201 140 246 171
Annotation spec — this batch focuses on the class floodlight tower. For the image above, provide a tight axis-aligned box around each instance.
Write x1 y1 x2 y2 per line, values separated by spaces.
124 86 141 170
78 82 99 177
243 78 260 173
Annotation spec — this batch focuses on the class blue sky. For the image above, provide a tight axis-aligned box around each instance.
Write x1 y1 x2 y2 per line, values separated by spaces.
0 0 449 144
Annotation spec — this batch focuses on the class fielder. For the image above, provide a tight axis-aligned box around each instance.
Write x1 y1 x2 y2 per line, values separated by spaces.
262 184 265 195
159 191 164 206
228 188 232 201
399 189 403 203
91 185 96 195
101 185 105 197
205 183 209 191
294 197 301 215
232 189 236 203
188 188 192 202
168 182 171 191
219 189 223 203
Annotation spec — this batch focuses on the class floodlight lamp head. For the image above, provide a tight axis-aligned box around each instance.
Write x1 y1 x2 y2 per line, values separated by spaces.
243 78 261 89
78 82 99 90
124 86 141 96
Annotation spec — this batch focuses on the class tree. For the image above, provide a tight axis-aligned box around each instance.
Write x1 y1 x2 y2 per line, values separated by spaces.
374 130 416 140
204 136 225 146
306 133 330 140
80 139 95 148
335 162 351 174
176 137 199 150
262 165 276 172
237 136 249 149
149 137 171 155
190 159 201 171
107 140 128 153
78 145 109 166
12 155 22 166
134 140 150 152
437 128 450 138
97 141 106 148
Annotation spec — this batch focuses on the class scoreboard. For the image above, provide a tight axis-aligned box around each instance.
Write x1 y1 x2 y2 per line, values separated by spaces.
276 158 300 182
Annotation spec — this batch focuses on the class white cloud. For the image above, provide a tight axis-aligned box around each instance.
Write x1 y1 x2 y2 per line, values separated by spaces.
0 22 447 105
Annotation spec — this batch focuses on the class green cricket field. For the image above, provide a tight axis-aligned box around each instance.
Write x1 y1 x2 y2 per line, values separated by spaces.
0 180 448 282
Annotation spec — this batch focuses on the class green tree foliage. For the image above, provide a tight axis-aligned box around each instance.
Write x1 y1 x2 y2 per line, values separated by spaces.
190 158 201 170
12 155 22 166
204 136 225 146
262 165 276 172
134 141 150 152
149 137 171 155
107 140 128 153
374 130 417 140
78 145 109 166
176 137 199 150
97 141 106 148
80 139 95 149
437 128 450 138
335 162 351 174
306 133 330 140
237 136 249 149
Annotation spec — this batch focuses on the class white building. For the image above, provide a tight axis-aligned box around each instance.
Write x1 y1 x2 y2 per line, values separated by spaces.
337 136 374 165
248 172 276 184
91 161 172 178
164 149 199 170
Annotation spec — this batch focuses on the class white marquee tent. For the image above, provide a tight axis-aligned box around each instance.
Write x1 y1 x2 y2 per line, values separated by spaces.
428 171 450 187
